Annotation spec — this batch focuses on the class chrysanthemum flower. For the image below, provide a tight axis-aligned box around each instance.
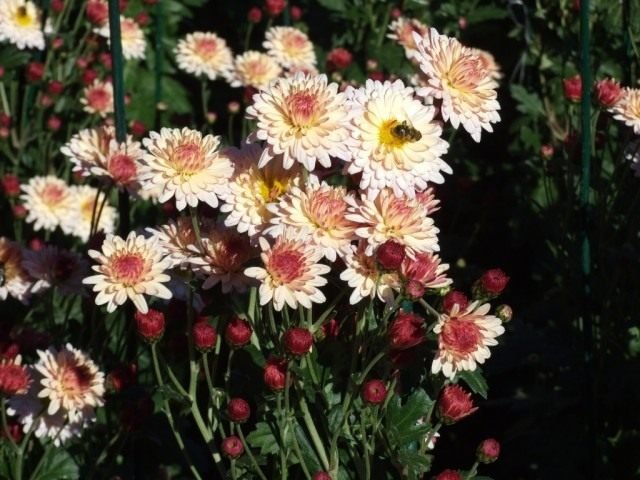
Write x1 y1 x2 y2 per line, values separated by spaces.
416 187 440 214
0 355 30 396
431 302 505 379
220 144 303 237
190 223 256 293
61 185 117 241
387 17 430 60
61 126 115 177
267 179 358 261
264 26 316 70
245 228 329 310
175 31 233 80
20 175 73 232
95 16 146 60
0 237 32 303
398 252 451 292
471 47 503 81
412 29 501 142
246 73 353 171
345 79 450 198
147 217 198 269
23 246 89 296
340 241 399 305
229 51 282 89
0 0 45 50
140 127 233 211
610 88 640 134
81 79 114 117
346 188 440 256
83 232 173 313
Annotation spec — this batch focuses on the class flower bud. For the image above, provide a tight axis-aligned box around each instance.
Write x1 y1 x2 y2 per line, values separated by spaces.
442 290 469 314
12 204 26 219
82 69 98 85
390 7 402 18
320 318 339 339
51 37 64 49
26 62 44 83
86 0 108 25
135 309 165 343
388 311 425 350
222 436 244 458
477 268 509 297
0 361 31 396
227 398 251 423
1 174 20 197
51 0 64 13
0 112 10 128
283 327 313 356
477 438 500 463
47 80 64 96
248 6 263 23
361 379 387 405
129 120 147 137
135 11 150 26
75 57 89 70
495 304 513 323
28 237 44 251
435 470 462 480
540 144 554 159
290 5 302 21
99 52 113 70
227 101 241 114
366 59 378 71
226 317 253 348
437 384 477 424
47 115 62 132
376 240 405 270
312 473 332 480
458 17 468 29
326 47 353 71
595 78 622 108
0 66 4 78
263 357 287 391
192 321 217 352
106 363 137 392
563 74 582 103
265 0 286 16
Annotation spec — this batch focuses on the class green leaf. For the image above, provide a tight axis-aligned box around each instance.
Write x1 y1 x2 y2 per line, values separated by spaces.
457 369 489 399
397 450 432 479
31 449 79 480
293 423 322 473
510 85 545 118
466 6 508 24
317 0 346 12
387 388 433 432
246 422 280 456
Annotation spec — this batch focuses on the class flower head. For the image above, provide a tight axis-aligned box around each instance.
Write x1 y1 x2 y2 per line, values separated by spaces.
81 79 114 117
610 88 640 134
225 317 253 347
20 175 73 232
361 379 387 405
96 16 146 60
264 26 316 70
135 309 165 342
229 51 282 89
246 73 354 171
283 327 313 356
437 384 477 423
175 31 233 80
22 245 88 296
563 74 582 102
387 16 429 60
0 0 45 50
61 185 117 241
399 252 451 292
245 227 330 311
227 397 250 423
140 127 233 211
413 29 501 142
345 79 450 198
477 438 501 463
0 356 31 396
432 301 505 379
83 232 173 313
147 217 198 268
0 237 33 303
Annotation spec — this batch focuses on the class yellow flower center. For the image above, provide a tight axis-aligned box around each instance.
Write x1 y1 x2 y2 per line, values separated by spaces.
14 6 36 27
378 119 421 148
258 177 289 202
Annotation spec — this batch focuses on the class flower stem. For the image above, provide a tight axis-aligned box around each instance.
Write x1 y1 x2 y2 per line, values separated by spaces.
236 425 268 480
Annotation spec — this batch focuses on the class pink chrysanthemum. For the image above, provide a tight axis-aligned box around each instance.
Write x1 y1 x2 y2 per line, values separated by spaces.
175 31 233 80
346 188 440 256
0 355 31 396
387 17 430 60
140 127 233 211
266 179 358 261
81 79 114 117
345 79 450 199
263 26 316 70
22 246 89 296
413 29 501 142
610 88 640 134
245 228 329 310
229 51 282 89
147 217 198 269
398 252 451 292
20 175 73 232
246 73 354 171
432 302 505 379
83 232 173 313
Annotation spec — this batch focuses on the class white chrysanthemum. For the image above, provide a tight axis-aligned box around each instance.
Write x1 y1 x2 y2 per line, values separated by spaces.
147 217 198 269
387 16 429 60
175 31 233 80
20 175 73 232
413 29 501 142
61 126 144 191
264 26 316 70
246 73 354 171
229 51 282 89
0 237 32 303
610 88 640 134
346 188 440 256
266 179 358 261
340 242 399 305
345 79 450 198
0 0 45 50
140 127 233 211
95 16 146 60
83 232 173 313
22 246 88 296
245 228 330 311
189 223 255 293
220 144 303 237
397 252 451 292
60 185 117 241
8 344 105 446
81 79 114 117
431 301 505 379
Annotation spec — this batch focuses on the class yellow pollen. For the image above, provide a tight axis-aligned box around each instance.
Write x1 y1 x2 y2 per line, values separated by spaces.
14 6 35 27
379 120 409 148
258 177 289 202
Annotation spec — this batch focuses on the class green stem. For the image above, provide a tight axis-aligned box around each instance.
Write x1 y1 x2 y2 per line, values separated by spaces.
236 425 268 480
298 394 330 471
462 460 480 480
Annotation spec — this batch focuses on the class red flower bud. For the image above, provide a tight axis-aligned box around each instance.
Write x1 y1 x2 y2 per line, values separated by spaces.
192 321 217 352
1 421 23 443
283 327 313 356
263 356 288 391
135 309 165 343
222 436 244 458
312 473 332 480
388 311 425 350
12 205 26 219
227 101 241 114
442 290 469 314
135 11 150 26
39 94 53 108
26 62 45 83
248 6 263 23
51 37 64 49
437 384 477 424
51 0 64 13
47 80 64 96
390 7 402 18
458 17 468 30
99 52 113 70
225 317 253 348
86 0 108 25
82 69 98 85
369 71 385 82
1 174 20 197
0 112 10 128
75 57 89 70
321 318 340 339
477 438 500 463
376 240 405 270
129 120 147 137
326 48 353 71
106 363 137 392
290 5 302 20
361 379 387 405
227 398 251 423
595 78 622 108
265 0 287 16
28 237 44 251
540 144 554 159
435 469 462 480
479 268 509 296
47 116 62 132
563 74 582 103
0 361 31 396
